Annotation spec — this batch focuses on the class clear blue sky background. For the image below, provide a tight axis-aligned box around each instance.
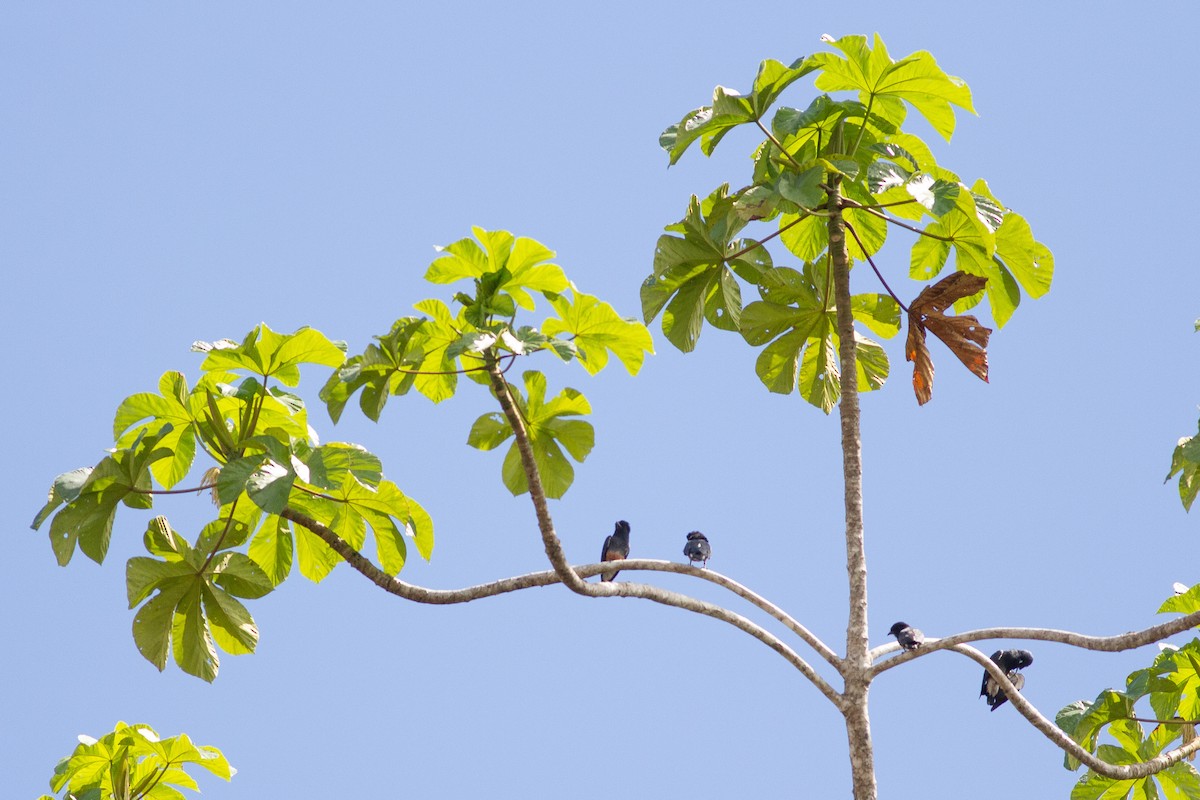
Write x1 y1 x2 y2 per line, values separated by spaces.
5 3 1200 797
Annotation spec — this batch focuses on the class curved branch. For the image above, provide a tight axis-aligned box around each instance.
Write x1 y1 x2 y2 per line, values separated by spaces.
278 507 842 706
482 352 590 595
950 645 1200 781
869 615 1200 676
607 579 844 709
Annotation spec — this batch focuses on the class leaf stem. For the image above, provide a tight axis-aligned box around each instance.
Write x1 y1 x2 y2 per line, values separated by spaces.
755 119 804 171
844 220 910 314
840 198 953 241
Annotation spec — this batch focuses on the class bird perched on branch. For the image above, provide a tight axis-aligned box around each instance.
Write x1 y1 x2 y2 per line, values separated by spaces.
600 520 631 582
887 621 924 651
981 649 1034 711
683 531 711 567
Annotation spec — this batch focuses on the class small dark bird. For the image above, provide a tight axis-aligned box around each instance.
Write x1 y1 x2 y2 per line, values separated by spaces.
981 649 1034 711
683 531 711 567
600 520 631 582
887 621 924 651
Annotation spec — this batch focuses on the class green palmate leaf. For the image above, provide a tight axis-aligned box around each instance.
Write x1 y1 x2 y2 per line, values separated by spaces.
660 57 817 165
850 293 902 338
194 501 260 554
811 33 974 142
643 186 773 351
248 515 294 586
210 551 273 599
300 441 383 490
542 291 654 375
779 211 829 262
468 371 594 499
293 517 341 582
776 165 826 209
1167 426 1200 511
739 263 890 412
172 581 219 682
316 474 435 571
1058 691 1138 772
904 173 960 216
45 722 234 800
127 518 265 681
1158 762 1200 798
112 371 198 488
198 323 346 386
426 227 569 312
31 467 92 532
36 428 175 566
1160 583 1200 616
843 183 888 258
201 583 258 655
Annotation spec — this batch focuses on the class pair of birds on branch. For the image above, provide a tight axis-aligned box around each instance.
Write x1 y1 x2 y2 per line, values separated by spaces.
888 621 1034 711
598 521 711 582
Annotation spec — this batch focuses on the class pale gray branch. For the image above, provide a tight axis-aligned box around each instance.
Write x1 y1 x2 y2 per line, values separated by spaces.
279 508 842 707
869 615 1200 676
603 579 844 709
950 645 1200 781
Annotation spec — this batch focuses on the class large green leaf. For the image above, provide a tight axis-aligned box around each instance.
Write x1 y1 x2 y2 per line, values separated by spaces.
467 371 594 499
126 517 266 682
112 371 198 488
542 291 654 375
426 227 569 312
660 57 817 165
37 427 174 565
197 323 346 386
45 722 234 799
739 263 890 411
643 186 773 351
811 33 974 142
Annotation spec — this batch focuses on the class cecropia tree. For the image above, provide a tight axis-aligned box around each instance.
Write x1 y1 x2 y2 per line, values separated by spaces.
31 33 1200 800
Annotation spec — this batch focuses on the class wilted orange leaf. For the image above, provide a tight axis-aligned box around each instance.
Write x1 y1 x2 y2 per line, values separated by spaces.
905 272 992 405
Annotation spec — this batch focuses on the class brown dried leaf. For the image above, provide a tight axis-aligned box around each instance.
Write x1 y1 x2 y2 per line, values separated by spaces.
906 272 993 405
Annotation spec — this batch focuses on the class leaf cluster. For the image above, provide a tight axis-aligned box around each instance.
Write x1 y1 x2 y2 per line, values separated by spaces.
648 34 1053 409
31 324 432 680
38 721 233 800
322 227 652 497
31 230 652 680
1056 589 1200 798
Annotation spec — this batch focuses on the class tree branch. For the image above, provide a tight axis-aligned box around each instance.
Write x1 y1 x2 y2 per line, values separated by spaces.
278 507 842 706
869 616 1200 676
828 173 877 800
950 645 1200 781
482 352 591 595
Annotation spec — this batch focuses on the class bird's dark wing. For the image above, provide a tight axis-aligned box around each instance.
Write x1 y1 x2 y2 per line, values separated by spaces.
601 534 613 563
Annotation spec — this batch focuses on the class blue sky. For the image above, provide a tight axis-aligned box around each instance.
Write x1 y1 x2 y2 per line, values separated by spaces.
6 2 1200 797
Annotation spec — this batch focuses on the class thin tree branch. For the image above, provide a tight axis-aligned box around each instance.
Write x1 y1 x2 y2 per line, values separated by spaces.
607 580 844 708
756 119 804 171
725 214 808 262
839 197 953 241
869 616 1200 676
482 352 591 595
843 220 910 314
950 645 1200 781
277 507 842 706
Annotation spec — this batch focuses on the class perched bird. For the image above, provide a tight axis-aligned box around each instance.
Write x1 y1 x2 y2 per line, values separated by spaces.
683 531 711 567
600 520 631 582
887 621 924 651
981 649 1034 711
